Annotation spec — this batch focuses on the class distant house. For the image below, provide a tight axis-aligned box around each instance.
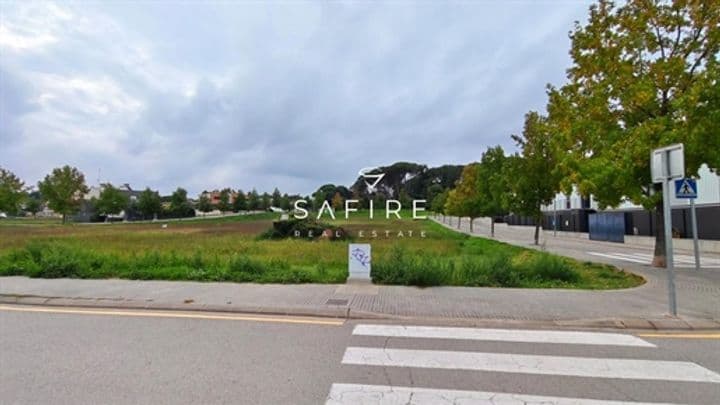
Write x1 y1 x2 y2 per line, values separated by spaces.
78 183 143 222
200 190 239 206
87 183 142 202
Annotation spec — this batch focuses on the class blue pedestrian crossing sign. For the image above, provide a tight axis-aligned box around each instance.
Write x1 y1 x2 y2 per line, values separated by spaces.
674 178 697 199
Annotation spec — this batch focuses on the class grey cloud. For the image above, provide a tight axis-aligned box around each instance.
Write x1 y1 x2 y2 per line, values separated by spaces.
0 1 592 195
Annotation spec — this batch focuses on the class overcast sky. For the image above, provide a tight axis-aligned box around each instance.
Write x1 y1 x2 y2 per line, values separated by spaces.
1 1 592 196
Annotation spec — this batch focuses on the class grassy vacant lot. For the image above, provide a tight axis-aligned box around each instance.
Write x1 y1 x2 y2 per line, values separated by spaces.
0 212 643 288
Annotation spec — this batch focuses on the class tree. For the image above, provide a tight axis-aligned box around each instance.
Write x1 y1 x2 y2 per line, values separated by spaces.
426 184 444 205
331 191 344 212
271 188 282 207
233 189 247 212
137 188 162 220
24 197 42 217
508 112 562 245
37 166 89 224
444 188 462 229
197 194 213 216
476 146 510 237
94 183 129 218
169 187 193 218
430 189 448 214
217 188 232 213
452 163 484 232
247 189 260 211
279 193 291 210
398 189 412 207
0 167 26 215
260 192 271 210
547 0 720 266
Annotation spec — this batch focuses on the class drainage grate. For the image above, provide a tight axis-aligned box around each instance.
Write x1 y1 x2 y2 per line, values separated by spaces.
325 298 349 306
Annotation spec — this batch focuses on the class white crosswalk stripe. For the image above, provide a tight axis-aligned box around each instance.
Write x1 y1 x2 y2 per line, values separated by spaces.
353 324 656 347
327 325 720 404
587 251 720 268
326 384 677 405
342 347 720 382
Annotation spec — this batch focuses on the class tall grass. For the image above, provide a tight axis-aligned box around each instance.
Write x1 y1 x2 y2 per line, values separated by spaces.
0 217 643 289
0 242 345 284
371 244 630 289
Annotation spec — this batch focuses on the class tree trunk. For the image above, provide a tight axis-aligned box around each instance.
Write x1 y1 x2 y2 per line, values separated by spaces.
534 223 540 245
491 219 495 238
469 218 474 232
62 213 66 224
457 217 461 229
652 201 667 268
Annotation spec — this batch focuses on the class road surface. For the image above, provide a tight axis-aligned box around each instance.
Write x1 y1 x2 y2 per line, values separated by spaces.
1 305 719 404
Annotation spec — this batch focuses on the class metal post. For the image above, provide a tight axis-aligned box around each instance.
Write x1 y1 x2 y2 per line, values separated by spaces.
553 198 557 237
690 197 700 271
662 173 677 316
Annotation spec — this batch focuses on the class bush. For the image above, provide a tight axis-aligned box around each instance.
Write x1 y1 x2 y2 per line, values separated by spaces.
372 245 448 287
525 253 579 283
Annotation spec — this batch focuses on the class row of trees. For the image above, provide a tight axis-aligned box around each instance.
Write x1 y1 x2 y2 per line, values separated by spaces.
197 187 299 215
0 165 297 223
439 0 719 266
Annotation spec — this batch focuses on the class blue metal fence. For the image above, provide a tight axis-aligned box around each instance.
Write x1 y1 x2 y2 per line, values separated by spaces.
588 212 625 243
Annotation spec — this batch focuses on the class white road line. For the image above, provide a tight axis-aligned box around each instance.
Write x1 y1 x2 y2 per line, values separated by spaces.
608 253 655 261
326 384 677 405
342 348 720 383
586 252 720 267
353 325 655 347
587 252 648 264
630 253 699 265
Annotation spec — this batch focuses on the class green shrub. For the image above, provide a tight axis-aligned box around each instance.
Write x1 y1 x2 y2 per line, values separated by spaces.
526 253 579 283
372 245 448 287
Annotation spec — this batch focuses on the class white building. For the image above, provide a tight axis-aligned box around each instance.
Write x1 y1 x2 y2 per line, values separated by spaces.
542 164 720 212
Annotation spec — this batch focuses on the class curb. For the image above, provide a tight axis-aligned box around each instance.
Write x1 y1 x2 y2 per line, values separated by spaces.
2 294 719 331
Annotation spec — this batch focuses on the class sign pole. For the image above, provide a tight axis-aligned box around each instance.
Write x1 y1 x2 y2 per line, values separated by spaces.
553 199 557 237
690 197 700 271
662 168 677 316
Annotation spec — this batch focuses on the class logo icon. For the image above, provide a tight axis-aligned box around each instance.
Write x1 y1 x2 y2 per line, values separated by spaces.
358 167 385 193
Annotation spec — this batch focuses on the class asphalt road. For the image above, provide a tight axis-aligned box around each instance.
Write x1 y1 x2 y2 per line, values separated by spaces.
1 305 719 404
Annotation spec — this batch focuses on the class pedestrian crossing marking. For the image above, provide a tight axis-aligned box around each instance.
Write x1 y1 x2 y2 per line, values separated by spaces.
353 325 656 347
342 347 720 382
328 324 720 404
326 384 677 405
587 252 720 268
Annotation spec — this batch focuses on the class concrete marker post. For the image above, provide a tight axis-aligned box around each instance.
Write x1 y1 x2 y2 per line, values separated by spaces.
690 197 700 271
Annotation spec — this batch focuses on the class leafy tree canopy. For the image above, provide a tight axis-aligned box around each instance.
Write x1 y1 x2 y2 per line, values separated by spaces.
37 165 89 223
0 167 26 215
137 188 162 219
95 183 129 216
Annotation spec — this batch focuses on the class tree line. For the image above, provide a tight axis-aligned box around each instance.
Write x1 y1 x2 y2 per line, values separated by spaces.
0 165 300 223
436 0 719 266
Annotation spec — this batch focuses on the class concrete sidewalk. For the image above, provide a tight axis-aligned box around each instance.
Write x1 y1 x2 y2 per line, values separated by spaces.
1 217 718 330
1 273 718 330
